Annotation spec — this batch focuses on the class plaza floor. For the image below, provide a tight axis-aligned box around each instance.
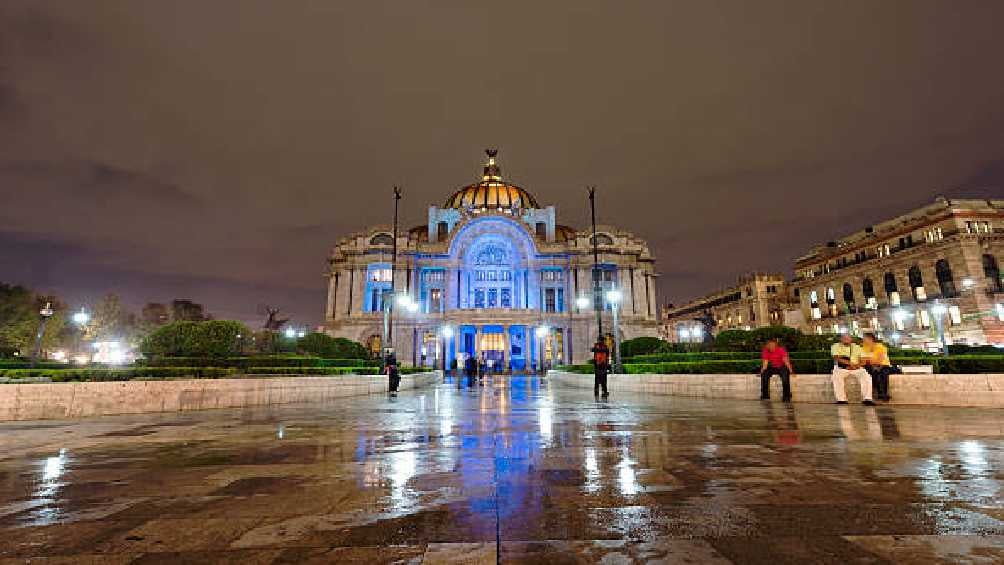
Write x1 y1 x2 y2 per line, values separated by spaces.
0 375 1003 564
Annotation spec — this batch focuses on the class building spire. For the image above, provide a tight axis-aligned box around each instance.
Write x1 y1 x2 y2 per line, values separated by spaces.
482 148 501 182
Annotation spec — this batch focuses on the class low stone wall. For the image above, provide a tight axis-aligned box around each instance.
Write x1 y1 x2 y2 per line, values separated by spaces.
0 372 440 422
549 371 1004 407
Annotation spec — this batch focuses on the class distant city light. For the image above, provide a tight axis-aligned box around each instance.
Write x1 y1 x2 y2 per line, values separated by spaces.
283 327 296 339
72 309 90 326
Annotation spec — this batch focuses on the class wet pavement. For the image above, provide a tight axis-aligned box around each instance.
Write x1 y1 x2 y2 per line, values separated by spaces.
0 375 1003 564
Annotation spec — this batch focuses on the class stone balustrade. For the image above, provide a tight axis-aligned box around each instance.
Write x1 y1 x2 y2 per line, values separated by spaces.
549 371 1004 407
0 372 440 422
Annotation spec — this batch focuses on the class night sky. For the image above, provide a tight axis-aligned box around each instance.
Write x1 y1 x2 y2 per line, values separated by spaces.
2 1 1003 327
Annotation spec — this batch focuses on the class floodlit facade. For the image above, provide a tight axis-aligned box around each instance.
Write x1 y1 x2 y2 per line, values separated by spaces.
323 150 659 369
661 273 798 342
791 197 1004 348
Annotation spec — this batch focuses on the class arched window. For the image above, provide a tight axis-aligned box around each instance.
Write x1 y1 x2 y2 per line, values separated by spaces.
370 233 394 246
908 265 926 301
590 234 614 246
842 282 856 313
984 254 1002 292
883 272 897 294
935 259 957 297
862 278 875 299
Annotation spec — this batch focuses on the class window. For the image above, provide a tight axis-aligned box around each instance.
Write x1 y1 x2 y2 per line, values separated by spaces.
535 222 546 238
898 235 914 249
423 270 445 283
369 268 392 282
877 244 891 258
429 288 442 313
543 288 557 313
871 317 881 330
984 254 1002 292
948 305 962 325
501 288 512 308
997 303 1004 322
540 269 563 282
935 259 957 297
590 234 614 246
924 227 943 243
370 233 394 246
437 222 448 240
842 283 856 312
826 288 835 302
918 309 930 329
815 325 823 335
474 289 485 308
488 288 498 308
909 265 925 301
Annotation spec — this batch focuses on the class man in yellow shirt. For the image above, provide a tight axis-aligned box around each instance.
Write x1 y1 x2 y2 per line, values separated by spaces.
861 332 892 401
830 333 875 405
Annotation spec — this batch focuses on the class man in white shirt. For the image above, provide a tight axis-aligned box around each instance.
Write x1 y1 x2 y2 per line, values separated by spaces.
830 334 875 405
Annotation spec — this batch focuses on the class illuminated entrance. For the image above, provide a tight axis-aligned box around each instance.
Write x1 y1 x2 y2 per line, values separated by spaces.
458 324 530 372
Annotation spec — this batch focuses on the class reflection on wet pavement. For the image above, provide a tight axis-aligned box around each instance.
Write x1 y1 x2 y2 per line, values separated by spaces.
1 375 1003 563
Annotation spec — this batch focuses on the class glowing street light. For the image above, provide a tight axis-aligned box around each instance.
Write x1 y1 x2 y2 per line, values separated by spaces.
575 296 591 311
961 277 975 290
283 326 297 339
535 325 550 373
72 309 90 326
439 325 454 374
30 302 54 368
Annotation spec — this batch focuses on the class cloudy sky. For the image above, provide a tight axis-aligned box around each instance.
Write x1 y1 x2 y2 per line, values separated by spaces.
1 0 1002 326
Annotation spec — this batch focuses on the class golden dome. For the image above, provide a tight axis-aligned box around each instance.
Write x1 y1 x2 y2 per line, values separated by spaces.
444 149 539 210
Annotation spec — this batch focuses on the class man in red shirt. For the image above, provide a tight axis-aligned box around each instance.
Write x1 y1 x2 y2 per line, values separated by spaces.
760 339 795 402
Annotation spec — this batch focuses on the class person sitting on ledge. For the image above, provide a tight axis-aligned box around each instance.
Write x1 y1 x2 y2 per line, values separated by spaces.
830 333 875 406
861 332 892 402
759 338 794 402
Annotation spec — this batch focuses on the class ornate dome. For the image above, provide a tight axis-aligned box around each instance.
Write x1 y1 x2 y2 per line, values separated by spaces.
444 149 539 210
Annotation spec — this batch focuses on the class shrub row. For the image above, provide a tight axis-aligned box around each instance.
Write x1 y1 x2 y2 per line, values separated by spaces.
245 367 380 376
562 356 1004 374
0 367 237 382
140 356 377 368
0 360 70 369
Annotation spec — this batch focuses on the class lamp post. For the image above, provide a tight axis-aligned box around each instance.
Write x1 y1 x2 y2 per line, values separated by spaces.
72 308 90 363
587 187 603 343
440 325 454 375
30 302 55 368
930 301 948 356
535 325 550 374
605 289 623 373
382 187 403 372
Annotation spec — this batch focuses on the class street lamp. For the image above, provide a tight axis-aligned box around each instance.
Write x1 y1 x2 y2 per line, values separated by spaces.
930 301 948 356
283 326 296 339
72 308 90 363
605 289 623 373
535 325 550 373
30 302 55 368
440 325 454 375
575 296 591 312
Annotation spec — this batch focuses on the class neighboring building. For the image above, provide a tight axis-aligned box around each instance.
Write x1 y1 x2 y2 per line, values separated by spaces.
323 150 660 368
661 273 796 342
792 197 1004 348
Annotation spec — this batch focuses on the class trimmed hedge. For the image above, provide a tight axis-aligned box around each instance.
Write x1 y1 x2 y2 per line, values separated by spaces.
245 366 380 376
141 356 377 368
560 355 1004 374
0 360 70 369
0 367 237 382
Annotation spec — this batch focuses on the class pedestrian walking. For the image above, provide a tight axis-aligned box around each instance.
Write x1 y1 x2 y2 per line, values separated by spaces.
759 338 794 402
861 332 893 401
830 334 874 405
591 338 610 398
385 350 401 394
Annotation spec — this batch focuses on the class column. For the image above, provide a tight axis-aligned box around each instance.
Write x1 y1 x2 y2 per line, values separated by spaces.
503 326 511 371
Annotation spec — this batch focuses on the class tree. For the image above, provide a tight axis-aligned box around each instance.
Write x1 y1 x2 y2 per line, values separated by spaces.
0 284 68 357
171 299 207 322
89 294 138 343
297 332 369 359
141 303 170 327
140 320 250 358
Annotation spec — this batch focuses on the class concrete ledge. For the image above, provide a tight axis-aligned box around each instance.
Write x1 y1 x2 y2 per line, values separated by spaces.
0 372 440 422
548 371 1004 407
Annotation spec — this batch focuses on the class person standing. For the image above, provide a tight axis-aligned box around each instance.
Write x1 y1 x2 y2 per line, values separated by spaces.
759 338 795 402
385 350 401 395
830 334 874 405
861 332 892 401
591 338 611 398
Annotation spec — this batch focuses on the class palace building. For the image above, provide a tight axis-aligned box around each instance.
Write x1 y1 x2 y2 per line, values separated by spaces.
323 150 659 369
660 273 800 343
791 197 1004 348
